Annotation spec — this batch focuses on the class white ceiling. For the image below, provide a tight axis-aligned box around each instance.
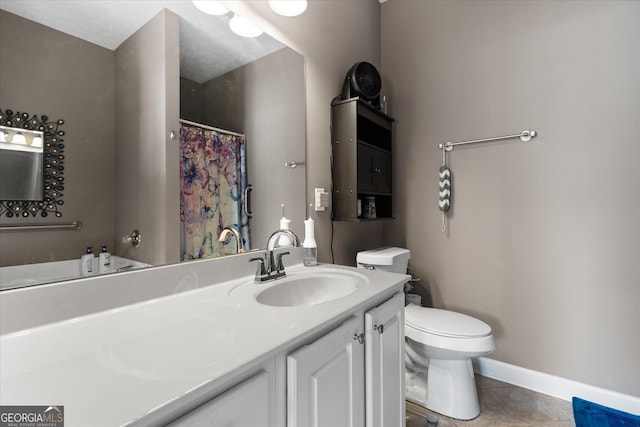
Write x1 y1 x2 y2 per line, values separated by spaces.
0 0 285 83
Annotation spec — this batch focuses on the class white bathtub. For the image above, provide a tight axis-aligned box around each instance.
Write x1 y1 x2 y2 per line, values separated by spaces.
0 256 152 290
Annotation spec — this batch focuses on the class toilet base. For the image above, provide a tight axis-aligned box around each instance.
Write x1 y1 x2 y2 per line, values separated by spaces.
406 358 480 421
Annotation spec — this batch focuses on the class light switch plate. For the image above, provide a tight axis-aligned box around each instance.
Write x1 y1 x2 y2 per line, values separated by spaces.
315 188 330 211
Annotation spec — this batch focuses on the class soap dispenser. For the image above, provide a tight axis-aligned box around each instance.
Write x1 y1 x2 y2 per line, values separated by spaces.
302 216 317 266
80 247 94 276
99 245 111 274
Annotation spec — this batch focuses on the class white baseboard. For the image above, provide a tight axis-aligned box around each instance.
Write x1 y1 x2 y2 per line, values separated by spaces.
474 357 640 416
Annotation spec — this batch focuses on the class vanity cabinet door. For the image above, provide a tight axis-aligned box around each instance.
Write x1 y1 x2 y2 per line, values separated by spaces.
365 292 406 427
168 371 272 427
287 316 365 427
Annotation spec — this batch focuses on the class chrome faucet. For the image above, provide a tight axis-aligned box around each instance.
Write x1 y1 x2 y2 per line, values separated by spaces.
249 230 299 283
218 226 244 254
250 250 290 283
266 229 300 250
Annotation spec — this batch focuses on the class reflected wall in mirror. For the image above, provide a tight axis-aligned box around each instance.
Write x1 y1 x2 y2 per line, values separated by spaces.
0 111 65 215
0 1 306 290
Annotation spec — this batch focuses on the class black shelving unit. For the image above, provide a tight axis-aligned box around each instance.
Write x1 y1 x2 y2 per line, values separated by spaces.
331 97 395 221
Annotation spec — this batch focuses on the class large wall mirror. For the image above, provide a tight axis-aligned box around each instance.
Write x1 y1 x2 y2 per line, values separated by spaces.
0 1 306 290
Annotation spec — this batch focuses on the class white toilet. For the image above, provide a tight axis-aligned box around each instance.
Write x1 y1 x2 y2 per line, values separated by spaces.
356 247 495 421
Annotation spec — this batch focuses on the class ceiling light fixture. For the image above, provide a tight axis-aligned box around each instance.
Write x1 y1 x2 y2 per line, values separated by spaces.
269 0 307 17
229 14 263 38
192 0 229 16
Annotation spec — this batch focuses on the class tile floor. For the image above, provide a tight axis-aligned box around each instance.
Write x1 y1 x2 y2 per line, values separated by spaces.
406 375 575 427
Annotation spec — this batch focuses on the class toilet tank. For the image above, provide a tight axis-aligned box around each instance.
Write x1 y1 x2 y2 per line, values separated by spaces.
356 247 411 273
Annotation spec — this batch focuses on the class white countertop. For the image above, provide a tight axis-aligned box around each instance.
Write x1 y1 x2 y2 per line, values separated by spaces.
0 262 407 426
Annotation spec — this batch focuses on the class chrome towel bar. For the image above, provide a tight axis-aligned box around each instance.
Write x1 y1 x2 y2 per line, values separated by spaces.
438 130 537 151
0 220 82 232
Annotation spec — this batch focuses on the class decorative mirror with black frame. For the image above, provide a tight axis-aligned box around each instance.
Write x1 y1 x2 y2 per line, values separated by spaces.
0 108 65 218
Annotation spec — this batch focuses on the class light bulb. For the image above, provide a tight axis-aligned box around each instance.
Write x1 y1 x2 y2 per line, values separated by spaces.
269 0 307 17
192 0 228 15
12 132 26 145
229 14 263 38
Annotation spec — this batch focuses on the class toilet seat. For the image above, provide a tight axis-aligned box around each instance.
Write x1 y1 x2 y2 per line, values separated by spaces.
405 304 491 338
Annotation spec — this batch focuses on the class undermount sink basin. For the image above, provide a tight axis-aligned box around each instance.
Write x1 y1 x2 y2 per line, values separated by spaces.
255 270 368 307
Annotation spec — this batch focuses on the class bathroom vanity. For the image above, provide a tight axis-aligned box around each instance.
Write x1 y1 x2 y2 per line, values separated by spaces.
0 249 408 426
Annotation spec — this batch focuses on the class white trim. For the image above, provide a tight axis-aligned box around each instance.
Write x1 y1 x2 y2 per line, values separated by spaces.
474 357 640 416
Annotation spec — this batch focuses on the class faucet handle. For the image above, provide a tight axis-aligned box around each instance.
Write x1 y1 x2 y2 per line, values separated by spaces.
249 256 267 277
275 251 290 273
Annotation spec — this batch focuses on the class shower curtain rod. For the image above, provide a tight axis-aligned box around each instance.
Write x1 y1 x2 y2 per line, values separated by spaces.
437 130 537 151
179 119 245 137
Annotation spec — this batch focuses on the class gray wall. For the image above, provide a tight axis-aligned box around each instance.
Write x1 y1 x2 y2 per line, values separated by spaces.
242 48 306 248
114 10 180 266
382 0 639 396
0 10 115 266
180 77 206 128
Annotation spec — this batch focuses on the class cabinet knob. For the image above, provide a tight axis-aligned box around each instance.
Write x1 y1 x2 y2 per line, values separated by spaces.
122 229 141 247
372 168 383 173
374 324 384 334
353 333 365 344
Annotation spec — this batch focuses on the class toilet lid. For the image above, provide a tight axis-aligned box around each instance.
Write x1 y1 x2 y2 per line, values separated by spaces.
405 305 492 338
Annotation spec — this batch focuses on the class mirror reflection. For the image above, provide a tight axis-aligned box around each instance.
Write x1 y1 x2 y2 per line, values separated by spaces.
0 126 44 201
0 1 306 290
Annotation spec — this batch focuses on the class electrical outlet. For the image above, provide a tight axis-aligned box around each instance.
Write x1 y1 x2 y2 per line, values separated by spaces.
314 188 330 211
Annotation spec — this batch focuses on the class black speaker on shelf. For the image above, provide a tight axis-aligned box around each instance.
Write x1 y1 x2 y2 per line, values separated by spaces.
339 61 382 108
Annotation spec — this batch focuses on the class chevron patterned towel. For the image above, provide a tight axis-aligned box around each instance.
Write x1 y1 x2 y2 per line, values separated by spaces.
439 165 451 212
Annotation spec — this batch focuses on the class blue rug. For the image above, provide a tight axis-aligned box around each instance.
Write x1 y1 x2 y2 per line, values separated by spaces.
573 397 640 427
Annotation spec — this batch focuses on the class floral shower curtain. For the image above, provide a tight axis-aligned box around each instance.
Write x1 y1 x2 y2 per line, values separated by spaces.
179 123 249 261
